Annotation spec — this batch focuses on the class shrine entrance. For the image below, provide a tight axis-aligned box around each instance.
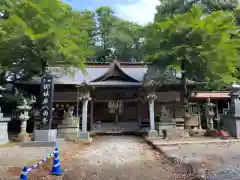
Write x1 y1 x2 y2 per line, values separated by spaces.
91 88 143 133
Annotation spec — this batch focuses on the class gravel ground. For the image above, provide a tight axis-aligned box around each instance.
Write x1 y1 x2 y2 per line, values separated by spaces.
154 141 240 180
0 140 83 180
62 136 192 180
0 136 193 180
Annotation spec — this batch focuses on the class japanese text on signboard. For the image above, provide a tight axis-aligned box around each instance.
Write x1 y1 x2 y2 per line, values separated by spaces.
41 74 53 126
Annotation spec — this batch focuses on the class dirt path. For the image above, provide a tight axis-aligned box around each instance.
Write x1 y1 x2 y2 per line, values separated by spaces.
0 140 84 180
63 136 192 180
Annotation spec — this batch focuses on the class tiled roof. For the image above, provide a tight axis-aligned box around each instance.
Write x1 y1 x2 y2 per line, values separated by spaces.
18 64 148 85
17 62 195 86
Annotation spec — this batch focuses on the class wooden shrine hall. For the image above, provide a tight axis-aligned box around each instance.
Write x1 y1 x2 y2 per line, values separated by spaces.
16 61 200 136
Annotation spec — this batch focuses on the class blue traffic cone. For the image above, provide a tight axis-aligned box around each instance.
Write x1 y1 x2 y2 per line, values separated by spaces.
20 166 28 180
51 148 64 175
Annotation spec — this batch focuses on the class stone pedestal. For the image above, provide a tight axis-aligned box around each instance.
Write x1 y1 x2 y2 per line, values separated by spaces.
18 133 31 142
0 86 10 144
0 113 10 144
58 124 79 140
221 83 240 138
79 131 92 143
22 130 57 147
222 115 240 138
34 129 57 141
57 107 80 140
148 130 158 138
158 122 176 136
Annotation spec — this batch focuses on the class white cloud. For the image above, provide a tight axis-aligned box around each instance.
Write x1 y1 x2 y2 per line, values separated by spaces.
115 0 160 25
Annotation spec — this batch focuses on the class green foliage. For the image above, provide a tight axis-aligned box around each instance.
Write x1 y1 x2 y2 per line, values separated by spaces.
0 0 95 81
93 7 144 62
143 64 181 87
0 2 146 82
155 0 238 20
145 6 240 90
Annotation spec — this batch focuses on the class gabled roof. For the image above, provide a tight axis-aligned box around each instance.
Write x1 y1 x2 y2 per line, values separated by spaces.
88 61 141 87
16 61 199 88
17 61 147 86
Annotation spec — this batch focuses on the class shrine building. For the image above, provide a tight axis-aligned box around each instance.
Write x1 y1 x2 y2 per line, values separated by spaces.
16 61 201 135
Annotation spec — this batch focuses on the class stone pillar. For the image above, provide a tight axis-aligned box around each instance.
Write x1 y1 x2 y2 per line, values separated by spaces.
147 92 158 137
81 98 89 132
0 86 10 144
79 90 91 142
17 98 32 142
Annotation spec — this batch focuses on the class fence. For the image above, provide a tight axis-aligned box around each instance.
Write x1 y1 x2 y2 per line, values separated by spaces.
20 148 64 180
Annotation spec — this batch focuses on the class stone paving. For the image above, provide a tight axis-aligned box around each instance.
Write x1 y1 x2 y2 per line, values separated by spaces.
62 136 192 180
147 137 240 179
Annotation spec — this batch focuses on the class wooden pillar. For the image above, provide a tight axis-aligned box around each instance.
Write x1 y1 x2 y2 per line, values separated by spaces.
76 87 80 119
90 100 94 131
197 103 202 129
115 112 118 123
137 100 141 127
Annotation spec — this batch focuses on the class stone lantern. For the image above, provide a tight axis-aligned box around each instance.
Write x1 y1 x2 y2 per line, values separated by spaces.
17 97 32 142
0 86 10 144
204 98 215 130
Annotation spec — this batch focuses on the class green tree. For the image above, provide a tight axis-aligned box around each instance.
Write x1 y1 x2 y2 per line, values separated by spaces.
155 0 238 20
93 7 144 62
0 0 95 82
145 6 240 89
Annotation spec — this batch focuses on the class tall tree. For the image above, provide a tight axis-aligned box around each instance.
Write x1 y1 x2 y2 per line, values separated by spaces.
0 0 94 82
145 6 240 128
93 7 144 62
155 0 238 21
145 6 239 90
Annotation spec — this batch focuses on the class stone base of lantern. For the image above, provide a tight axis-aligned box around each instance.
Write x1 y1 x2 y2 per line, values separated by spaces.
57 124 79 140
18 132 30 142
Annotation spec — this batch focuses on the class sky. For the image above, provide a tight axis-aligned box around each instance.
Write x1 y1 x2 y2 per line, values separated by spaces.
64 0 160 25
